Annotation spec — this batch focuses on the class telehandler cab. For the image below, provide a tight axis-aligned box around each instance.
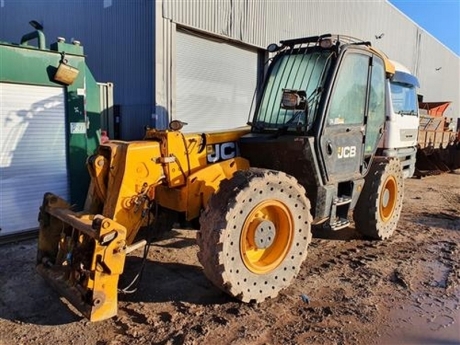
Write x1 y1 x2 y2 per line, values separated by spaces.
37 34 406 321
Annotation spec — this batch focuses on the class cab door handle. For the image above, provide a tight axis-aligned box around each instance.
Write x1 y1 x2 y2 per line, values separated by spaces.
326 141 333 155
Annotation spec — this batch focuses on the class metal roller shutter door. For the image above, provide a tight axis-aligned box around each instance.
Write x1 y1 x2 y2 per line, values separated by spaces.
0 83 68 237
176 31 258 133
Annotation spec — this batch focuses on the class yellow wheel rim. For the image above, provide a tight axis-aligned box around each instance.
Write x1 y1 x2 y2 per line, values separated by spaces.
379 176 397 222
240 200 294 274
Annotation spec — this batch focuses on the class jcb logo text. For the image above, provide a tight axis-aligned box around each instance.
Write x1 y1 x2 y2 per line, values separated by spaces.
337 146 356 159
207 142 238 163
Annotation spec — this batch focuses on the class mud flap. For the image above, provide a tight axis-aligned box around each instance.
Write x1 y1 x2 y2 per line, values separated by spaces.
37 193 128 321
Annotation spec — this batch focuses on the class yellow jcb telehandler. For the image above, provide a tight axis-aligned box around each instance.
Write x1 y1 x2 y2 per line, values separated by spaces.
37 34 405 321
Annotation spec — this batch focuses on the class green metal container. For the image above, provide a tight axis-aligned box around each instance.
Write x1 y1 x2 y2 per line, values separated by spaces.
0 29 112 237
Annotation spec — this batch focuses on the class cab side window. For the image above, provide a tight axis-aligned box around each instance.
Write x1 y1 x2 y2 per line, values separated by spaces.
364 57 385 154
327 53 369 126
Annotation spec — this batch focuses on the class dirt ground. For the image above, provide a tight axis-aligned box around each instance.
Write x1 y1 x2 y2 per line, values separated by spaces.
1 173 459 345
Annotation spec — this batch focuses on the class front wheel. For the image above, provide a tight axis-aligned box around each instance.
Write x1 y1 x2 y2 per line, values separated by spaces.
197 168 312 302
353 158 404 240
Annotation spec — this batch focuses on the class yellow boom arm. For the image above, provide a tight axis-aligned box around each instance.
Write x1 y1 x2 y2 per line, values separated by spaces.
37 127 250 321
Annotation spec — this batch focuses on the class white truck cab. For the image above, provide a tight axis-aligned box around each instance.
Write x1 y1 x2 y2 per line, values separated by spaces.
381 61 420 178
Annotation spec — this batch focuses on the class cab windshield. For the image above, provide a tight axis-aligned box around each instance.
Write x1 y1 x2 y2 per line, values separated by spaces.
390 82 418 116
253 50 333 132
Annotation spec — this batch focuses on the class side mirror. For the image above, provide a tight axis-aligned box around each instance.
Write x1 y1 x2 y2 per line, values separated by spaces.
280 89 307 110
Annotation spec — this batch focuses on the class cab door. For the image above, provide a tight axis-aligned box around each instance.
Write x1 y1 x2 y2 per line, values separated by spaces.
320 51 385 182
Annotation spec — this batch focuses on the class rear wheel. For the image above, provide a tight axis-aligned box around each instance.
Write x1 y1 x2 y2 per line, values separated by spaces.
354 158 404 240
197 168 312 302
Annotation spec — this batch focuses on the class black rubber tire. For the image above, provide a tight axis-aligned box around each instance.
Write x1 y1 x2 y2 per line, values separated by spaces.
353 158 404 240
197 168 313 303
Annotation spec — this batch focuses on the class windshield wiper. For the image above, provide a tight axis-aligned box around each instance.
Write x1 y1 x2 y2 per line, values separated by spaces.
396 110 417 116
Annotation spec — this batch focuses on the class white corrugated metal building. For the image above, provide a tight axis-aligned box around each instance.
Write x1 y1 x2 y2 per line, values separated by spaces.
1 0 458 138
156 0 459 130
